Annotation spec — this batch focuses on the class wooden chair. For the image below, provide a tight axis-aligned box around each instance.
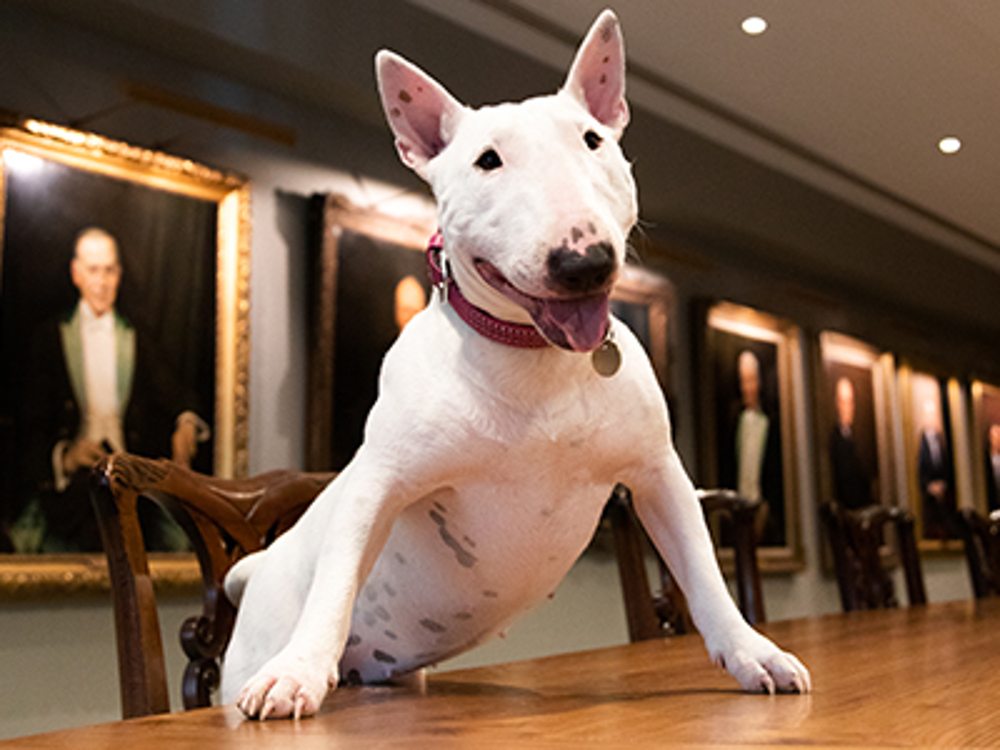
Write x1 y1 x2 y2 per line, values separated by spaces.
89 452 333 718
958 508 1000 598
608 485 765 641
820 502 926 612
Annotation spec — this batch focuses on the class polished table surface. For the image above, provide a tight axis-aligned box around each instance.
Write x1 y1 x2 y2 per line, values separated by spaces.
8 598 1000 748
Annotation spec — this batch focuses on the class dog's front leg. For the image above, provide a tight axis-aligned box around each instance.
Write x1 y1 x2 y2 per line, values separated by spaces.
235 466 409 720
627 450 811 694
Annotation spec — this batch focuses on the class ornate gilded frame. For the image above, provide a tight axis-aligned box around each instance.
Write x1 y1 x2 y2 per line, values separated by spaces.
610 263 673 390
970 380 1000 514
897 362 970 554
814 332 898 512
306 194 677 473
305 194 437 471
698 301 805 572
0 116 250 598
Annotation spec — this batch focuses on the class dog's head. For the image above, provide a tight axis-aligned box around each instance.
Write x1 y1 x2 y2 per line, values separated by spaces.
376 10 636 353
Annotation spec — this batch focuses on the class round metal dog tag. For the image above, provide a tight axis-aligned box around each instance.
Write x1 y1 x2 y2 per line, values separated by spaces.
591 338 622 378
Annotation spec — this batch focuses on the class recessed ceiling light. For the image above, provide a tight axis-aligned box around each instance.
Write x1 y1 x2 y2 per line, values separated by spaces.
938 136 962 155
741 16 768 35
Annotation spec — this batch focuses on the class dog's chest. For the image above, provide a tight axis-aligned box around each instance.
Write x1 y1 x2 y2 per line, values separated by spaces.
340 454 614 684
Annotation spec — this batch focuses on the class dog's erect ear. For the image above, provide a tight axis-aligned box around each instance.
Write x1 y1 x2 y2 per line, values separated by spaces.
376 50 467 179
561 9 629 139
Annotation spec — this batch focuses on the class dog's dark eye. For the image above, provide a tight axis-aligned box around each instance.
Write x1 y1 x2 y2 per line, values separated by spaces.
584 130 603 150
475 148 503 171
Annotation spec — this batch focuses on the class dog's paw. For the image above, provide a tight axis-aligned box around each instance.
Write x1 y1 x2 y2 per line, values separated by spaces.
708 628 811 695
236 656 335 720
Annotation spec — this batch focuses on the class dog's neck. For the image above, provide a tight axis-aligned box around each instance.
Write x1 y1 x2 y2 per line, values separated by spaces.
427 233 549 349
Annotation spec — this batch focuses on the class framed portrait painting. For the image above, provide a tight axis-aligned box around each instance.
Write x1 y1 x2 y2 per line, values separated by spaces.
971 380 1000 514
305 194 676 474
898 365 967 551
610 264 673 389
698 301 804 572
305 194 437 472
814 332 896 514
0 117 250 597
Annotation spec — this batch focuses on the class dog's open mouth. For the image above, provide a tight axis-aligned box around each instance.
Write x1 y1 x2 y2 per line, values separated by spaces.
475 261 610 352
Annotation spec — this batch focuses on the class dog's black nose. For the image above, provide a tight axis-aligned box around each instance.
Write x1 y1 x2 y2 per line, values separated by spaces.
547 242 616 294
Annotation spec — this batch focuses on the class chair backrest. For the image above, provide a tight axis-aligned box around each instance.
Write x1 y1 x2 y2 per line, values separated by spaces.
820 501 926 612
90 452 332 718
958 508 1000 598
608 485 765 641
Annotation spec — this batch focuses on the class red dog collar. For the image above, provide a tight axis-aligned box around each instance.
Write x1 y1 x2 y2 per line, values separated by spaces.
426 233 550 349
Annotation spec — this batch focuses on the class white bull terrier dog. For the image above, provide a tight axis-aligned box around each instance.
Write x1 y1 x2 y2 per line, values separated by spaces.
222 9 811 720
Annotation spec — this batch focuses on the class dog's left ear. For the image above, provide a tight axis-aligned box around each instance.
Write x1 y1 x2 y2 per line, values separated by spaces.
561 9 629 139
376 50 467 180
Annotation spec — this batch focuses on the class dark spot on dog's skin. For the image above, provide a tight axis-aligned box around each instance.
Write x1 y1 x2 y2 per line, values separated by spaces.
390 107 401 118
374 649 397 664
365 586 378 602
398 89 412 103
384 583 397 597
363 611 377 627
603 55 610 64
601 26 612 43
385 630 398 640
429 509 478 568
375 605 392 622
463 535 477 549
588 222 597 234
483 590 499 599
599 73 607 85
571 226 584 244
434 501 447 513
346 634 361 647
345 669 362 686
395 552 407 566
453 612 473 621
420 618 447 634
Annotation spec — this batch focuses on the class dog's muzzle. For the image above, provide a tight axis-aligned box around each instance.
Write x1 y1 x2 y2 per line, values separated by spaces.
475 256 614 353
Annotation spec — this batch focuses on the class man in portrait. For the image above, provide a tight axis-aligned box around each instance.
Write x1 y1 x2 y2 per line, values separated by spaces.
720 349 783 544
917 396 957 540
15 227 208 553
829 376 875 509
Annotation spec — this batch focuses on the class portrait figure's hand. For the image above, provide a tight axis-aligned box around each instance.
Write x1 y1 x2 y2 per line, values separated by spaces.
63 438 109 474
171 419 198 467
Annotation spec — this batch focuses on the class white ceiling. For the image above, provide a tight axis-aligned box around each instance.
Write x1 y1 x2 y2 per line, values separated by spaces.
411 0 1000 273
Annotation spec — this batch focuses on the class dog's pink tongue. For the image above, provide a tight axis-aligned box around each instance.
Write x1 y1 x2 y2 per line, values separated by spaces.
531 293 610 352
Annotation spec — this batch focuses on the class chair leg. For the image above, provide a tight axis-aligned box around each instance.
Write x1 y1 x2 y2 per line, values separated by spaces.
90 465 171 718
608 486 664 642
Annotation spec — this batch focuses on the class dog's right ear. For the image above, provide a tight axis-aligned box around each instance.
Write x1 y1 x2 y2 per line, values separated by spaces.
376 51 467 179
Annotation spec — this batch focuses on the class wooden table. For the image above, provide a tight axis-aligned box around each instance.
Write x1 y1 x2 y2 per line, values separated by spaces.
8 599 1000 748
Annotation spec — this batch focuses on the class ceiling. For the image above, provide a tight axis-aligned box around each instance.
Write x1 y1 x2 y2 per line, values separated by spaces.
2 0 997 367
411 0 1000 273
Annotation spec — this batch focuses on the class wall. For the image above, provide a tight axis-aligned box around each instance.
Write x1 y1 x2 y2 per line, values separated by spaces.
0 1 976 740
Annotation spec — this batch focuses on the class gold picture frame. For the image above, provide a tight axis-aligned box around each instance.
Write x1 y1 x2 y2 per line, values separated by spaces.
971 380 1000 514
814 332 898 513
306 195 675 473
0 116 250 598
698 301 805 572
305 194 437 472
897 363 969 553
